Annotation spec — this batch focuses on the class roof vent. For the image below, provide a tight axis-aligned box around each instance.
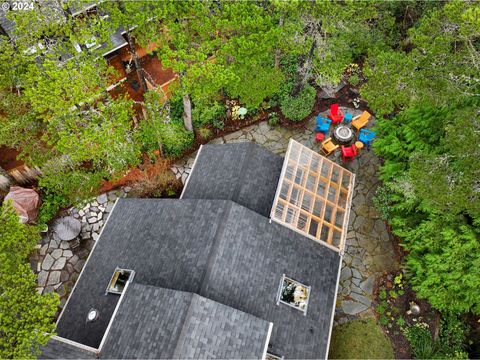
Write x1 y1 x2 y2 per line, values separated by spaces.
86 308 99 322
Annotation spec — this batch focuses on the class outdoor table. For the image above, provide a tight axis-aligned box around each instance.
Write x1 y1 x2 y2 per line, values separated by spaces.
355 141 364 151
52 216 81 241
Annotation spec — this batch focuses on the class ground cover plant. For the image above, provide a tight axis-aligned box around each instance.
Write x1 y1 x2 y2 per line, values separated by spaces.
328 318 394 359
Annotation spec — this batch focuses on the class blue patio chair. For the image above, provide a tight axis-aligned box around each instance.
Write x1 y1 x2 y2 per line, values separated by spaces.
344 112 353 123
315 116 331 133
358 128 376 148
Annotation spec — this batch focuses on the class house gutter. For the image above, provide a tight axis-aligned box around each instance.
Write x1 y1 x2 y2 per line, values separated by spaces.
180 144 203 199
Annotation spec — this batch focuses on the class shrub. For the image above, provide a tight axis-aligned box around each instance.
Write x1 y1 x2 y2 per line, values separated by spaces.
159 121 195 158
280 84 316 121
128 159 182 198
198 127 212 140
268 112 279 127
192 101 225 128
349 74 360 86
403 323 442 359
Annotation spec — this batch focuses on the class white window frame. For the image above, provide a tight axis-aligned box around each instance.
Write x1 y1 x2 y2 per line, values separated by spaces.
106 267 135 295
276 274 311 315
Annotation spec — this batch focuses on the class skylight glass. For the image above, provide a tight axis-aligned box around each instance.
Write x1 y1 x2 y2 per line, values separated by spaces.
271 140 355 251
276 274 311 315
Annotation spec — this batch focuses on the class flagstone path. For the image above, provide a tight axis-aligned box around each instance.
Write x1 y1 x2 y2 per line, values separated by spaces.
172 107 399 324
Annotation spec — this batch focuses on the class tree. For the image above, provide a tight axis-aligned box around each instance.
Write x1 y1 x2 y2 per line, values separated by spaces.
0 201 58 358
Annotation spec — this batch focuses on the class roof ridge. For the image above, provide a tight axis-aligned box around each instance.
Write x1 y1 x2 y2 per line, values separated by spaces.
197 201 233 296
171 292 197 359
231 142 254 204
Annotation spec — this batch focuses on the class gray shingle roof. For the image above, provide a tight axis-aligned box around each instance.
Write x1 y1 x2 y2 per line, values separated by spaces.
55 198 340 359
101 283 269 359
40 338 96 359
182 142 284 217
0 6 15 39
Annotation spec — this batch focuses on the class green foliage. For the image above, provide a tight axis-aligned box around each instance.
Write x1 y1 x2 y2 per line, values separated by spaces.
192 101 225 128
0 201 58 358
198 127 212 140
404 324 442 359
280 84 316 121
159 121 195 158
329 319 394 359
348 74 360 86
268 112 279 127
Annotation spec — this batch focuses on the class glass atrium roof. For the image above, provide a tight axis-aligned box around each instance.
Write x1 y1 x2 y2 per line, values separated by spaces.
270 140 355 252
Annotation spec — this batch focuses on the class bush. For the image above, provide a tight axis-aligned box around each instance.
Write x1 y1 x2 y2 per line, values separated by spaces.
198 127 212 140
403 323 442 359
159 121 195 158
349 74 360 86
268 112 279 127
280 84 316 121
192 101 225 128
128 159 182 198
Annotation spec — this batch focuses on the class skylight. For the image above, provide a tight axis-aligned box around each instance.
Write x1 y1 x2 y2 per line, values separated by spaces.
276 274 311 315
106 268 135 295
271 139 355 252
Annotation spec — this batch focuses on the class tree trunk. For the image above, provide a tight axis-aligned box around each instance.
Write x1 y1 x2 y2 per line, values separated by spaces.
126 33 148 92
291 39 317 97
0 166 14 191
182 94 193 132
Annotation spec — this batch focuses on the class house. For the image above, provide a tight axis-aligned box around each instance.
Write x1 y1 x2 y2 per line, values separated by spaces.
41 140 355 359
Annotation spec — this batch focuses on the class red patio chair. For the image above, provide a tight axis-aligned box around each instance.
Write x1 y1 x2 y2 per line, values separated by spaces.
329 104 344 124
315 132 325 142
341 144 357 163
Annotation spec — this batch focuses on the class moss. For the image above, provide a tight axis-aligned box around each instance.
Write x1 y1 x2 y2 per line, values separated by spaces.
329 318 394 359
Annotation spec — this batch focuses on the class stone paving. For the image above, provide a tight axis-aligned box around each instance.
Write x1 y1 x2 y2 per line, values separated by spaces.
32 187 130 310
172 106 399 324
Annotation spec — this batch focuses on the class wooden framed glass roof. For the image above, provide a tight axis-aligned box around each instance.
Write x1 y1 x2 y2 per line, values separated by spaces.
270 139 355 252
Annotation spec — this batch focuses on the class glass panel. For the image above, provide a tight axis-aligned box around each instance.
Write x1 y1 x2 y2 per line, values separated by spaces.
289 144 300 162
299 149 310 167
298 212 308 231
341 172 351 188
306 174 316 192
309 219 319 237
280 182 290 200
285 207 297 224
317 180 327 197
320 225 330 242
338 191 348 208
331 166 340 184
335 209 344 227
312 197 324 217
274 203 284 220
320 161 331 178
294 168 304 185
301 193 312 211
324 204 333 223
327 185 337 203
290 187 301 206
332 230 341 247
310 156 320 173
285 163 295 180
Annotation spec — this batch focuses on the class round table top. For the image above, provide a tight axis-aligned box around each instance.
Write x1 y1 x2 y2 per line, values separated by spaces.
53 216 81 241
355 141 364 149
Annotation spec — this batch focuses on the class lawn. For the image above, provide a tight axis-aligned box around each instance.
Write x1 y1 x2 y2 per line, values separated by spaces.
329 318 394 359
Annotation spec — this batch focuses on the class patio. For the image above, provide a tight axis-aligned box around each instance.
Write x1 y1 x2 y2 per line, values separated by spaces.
172 106 399 323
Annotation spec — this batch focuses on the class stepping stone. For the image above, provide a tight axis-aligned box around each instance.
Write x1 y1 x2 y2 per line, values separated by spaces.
52 257 66 270
60 270 69 282
350 292 372 307
60 241 70 250
51 249 63 260
63 250 73 258
74 259 86 273
42 254 55 270
97 193 108 204
341 300 368 315
352 268 362 279
360 275 376 295
37 270 48 287
47 271 61 285
340 267 352 281
107 192 117 201
87 217 96 224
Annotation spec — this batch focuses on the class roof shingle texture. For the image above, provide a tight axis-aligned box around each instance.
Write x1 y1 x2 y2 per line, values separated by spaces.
182 142 284 217
40 338 96 359
101 283 269 359
55 198 340 359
